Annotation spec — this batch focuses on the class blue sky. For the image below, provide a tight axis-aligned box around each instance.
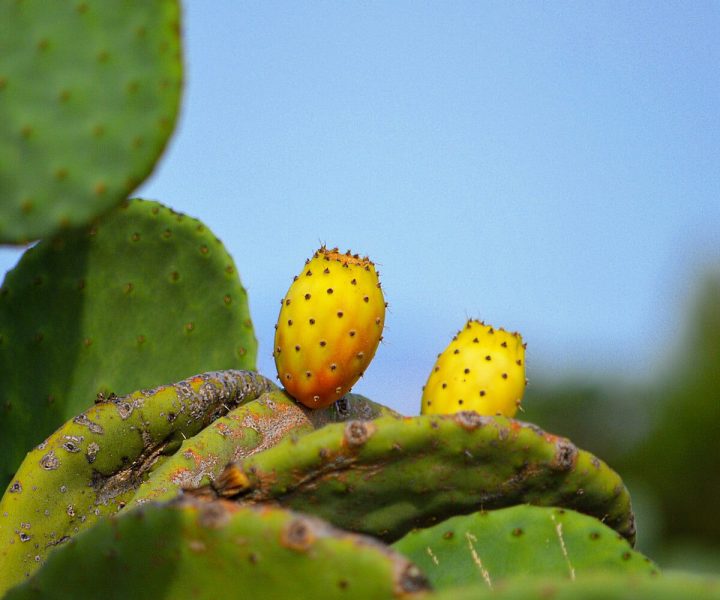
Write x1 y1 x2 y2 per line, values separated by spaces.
2 2 718 414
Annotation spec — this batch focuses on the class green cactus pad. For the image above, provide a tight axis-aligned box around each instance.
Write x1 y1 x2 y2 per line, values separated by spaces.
4 497 430 600
392 505 657 590
0 199 258 486
426 573 720 600
213 413 635 545
0 0 182 243
0 370 274 594
131 391 398 505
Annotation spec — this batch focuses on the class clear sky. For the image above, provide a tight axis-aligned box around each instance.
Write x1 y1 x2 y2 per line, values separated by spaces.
2 2 718 415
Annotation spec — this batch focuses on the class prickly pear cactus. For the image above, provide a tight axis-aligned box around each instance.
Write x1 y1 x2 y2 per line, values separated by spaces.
392 505 657 590
0 370 274 593
130 390 397 505
0 199 258 486
427 573 720 600
0 0 183 244
422 320 526 417
209 412 635 544
3 497 430 600
273 246 386 408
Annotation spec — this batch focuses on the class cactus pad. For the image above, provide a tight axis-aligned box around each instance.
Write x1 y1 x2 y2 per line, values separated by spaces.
210 412 635 544
4 497 430 600
427 573 720 600
131 391 397 506
392 505 657 590
0 199 258 486
0 370 274 593
0 0 183 243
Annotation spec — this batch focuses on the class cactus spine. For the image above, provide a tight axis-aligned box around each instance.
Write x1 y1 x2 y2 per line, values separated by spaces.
273 247 386 409
422 320 526 417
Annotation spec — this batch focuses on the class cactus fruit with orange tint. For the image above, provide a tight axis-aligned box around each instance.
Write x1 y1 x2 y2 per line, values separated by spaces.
421 320 526 417
273 247 386 409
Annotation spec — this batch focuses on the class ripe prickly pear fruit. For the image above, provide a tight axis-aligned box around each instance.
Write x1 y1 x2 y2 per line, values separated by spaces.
421 320 526 417
273 247 386 409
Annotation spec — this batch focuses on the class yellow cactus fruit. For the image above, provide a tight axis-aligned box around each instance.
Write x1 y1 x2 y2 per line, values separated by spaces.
273 246 386 409
421 320 526 417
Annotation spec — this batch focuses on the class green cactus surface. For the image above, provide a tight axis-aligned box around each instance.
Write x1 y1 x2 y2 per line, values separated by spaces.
210 412 636 544
392 505 657 590
425 573 720 600
130 390 396 506
0 370 274 594
4 497 430 600
0 0 183 243
0 199 258 486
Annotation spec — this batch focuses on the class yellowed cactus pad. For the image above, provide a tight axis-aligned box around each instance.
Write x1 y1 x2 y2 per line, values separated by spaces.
274 247 386 409
421 320 526 417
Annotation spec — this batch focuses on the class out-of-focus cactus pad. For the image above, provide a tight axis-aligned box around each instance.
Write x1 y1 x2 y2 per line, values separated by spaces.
0 199 258 486
214 412 636 544
427 573 720 600
4 497 430 600
0 0 182 243
393 505 657 590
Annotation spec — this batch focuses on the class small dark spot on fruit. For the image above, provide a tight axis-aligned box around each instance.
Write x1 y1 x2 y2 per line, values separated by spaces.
304 293 311 300
442 531 454 540
512 527 523 536
309 318 315 325
319 340 326 347
337 311 344 318
295 345 301 351
502 373 508 379
485 355 491 361
501 341 508 347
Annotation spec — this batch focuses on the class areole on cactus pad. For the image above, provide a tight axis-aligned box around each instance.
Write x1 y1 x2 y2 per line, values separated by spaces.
273 246 386 409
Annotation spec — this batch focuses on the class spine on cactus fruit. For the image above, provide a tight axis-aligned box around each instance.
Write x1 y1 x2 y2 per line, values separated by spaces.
273 246 386 409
